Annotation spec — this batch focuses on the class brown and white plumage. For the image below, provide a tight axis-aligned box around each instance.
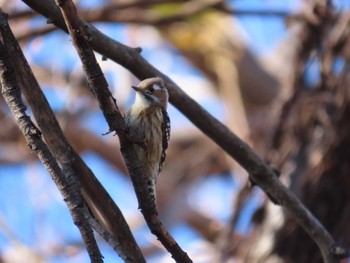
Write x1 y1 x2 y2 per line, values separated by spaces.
125 77 170 199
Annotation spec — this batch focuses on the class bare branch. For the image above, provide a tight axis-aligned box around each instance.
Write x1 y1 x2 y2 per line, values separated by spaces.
15 25 56 42
9 1 290 46
110 0 188 9
54 0 192 262
0 12 103 262
8 9 37 20
78 0 225 25
2 4 145 263
76 1 288 25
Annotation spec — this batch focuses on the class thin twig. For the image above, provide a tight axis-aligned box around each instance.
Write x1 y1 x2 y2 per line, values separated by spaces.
77 0 288 25
100 0 187 10
79 0 225 25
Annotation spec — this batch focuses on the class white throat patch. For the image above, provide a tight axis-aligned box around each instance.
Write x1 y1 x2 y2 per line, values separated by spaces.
132 92 150 112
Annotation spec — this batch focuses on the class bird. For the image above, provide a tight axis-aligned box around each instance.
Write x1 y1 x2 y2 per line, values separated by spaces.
125 77 170 200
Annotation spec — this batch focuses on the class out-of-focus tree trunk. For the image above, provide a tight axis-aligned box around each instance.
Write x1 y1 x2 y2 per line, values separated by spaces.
238 4 350 262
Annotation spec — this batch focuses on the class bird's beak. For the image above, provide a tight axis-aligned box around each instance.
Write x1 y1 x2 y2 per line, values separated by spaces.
131 86 141 92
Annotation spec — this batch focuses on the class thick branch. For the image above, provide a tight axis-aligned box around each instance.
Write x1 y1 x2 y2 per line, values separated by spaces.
0 13 103 262
2 5 144 263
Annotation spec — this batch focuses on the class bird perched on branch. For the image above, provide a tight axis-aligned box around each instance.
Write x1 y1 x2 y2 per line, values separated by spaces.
125 77 170 200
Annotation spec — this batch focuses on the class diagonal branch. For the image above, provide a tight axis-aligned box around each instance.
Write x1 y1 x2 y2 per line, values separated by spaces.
15 25 56 42
54 0 192 262
8 9 37 20
20 0 345 262
0 12 103 262
1 5 145 263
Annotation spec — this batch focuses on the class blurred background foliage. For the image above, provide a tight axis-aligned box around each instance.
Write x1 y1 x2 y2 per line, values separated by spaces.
1 0 350 262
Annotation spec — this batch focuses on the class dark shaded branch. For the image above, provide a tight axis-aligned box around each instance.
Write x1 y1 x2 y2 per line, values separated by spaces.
97 0 188 10
8 9 37 20
0 12 102 263
77 1 288 25
3 5 144 263
12 0 288 30
55 0 192 262
79 0 225 25
20 0 344 262
8 0 289 44
15 25 56 42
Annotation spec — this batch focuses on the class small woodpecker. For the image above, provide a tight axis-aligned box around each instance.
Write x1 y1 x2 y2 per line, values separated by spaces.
125 77 170 200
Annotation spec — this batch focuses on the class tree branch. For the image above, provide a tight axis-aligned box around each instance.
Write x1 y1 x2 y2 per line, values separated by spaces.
11 0 288 30
0 12 103 262
78 0 225 25
15 25 56 42
8 9 37 20
1 5 145 263
54 0 192 262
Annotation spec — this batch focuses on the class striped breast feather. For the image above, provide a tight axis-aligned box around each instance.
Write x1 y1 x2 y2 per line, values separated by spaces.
158 109 170 174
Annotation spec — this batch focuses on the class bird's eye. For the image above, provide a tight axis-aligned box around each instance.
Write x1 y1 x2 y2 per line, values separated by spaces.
149 86 155 92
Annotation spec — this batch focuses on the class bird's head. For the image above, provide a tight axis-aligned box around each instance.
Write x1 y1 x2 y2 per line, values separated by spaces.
132 77 169 109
